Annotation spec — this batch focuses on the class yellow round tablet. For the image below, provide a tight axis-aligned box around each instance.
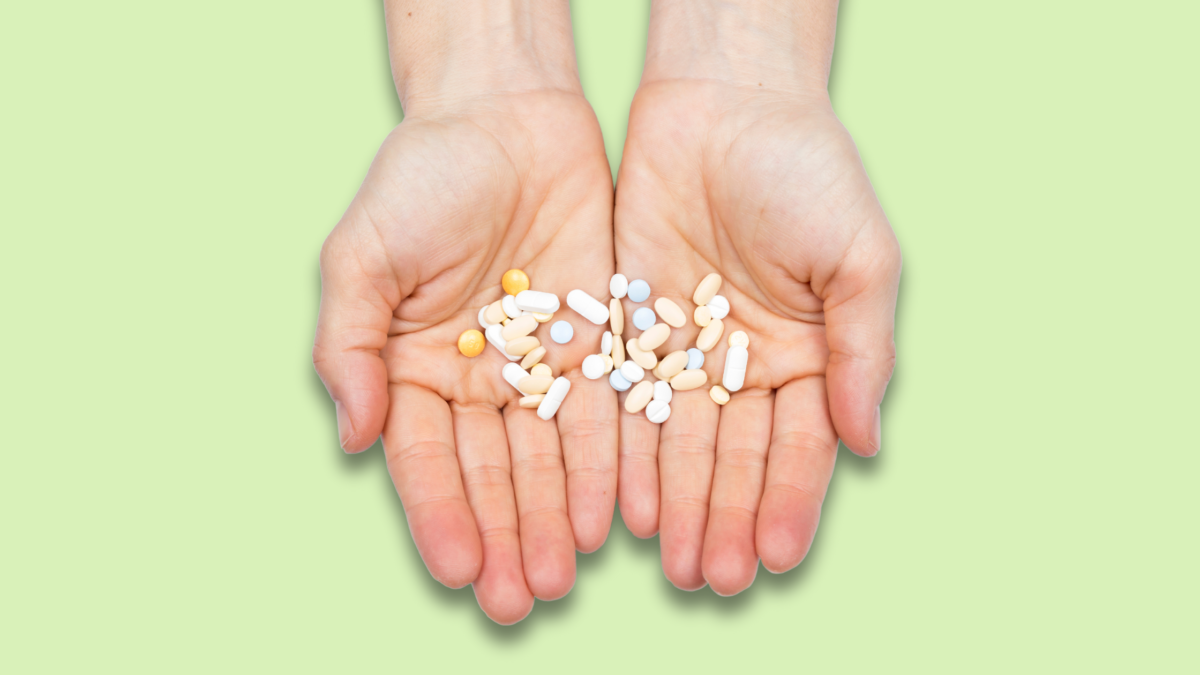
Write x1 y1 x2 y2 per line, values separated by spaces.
501 269 530 295
457 329 485 357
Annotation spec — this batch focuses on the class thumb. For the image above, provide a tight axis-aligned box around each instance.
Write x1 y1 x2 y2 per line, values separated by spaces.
823 223 901 456
313 221 399 453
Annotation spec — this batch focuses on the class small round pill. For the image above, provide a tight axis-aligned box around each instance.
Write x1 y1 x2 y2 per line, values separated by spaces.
609 369 632 392
653 380 673 404
627 279 651 303
645 400 671 424
728 331 750 349
694 306 712 327
582 355 606 380
686 348 705 370
654 298 686 328
610 273 629 299
502 269 530 295
519 394 545 409
709 385 730 405
625 381 654 413
531 363 553 378
632 307 657 331
619 360 645 383
706 295 730 320
550 321 574 344
601 331 613 356
457 329 485 357
601 354 614 373
531 312 554 323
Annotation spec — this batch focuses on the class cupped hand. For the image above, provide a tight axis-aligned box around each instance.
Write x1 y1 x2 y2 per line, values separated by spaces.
613 81 901 595
315 91 617 623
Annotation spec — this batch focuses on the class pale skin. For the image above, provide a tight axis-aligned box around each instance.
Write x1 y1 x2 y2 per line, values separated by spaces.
315 0 900 621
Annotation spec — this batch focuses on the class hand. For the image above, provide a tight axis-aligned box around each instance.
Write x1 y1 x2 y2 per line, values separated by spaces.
314 2 617 624
613 0 901 595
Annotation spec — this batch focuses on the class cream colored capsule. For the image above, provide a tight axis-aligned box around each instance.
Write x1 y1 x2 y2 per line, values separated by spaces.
638 323 670 351
532 312 554 324
654 298 687 328
531 363 553 378
487 324 521 361
709 385 730 405
728 331 750 349
693 273 722 306
694 305 712 327
611 335 625 367
518 375 554 395
601 354 614 373
657 351 689 380
670 369 708 391
502 315 537 341
520 346 546 369
624 381 654 413
505 336 540 356
696 318 724 352
485 300 507 325
651 365 664 380
519 394 545 409
626 338 658 369
609 298 624 335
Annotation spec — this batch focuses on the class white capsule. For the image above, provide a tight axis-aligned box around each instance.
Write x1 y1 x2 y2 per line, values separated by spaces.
601 331 612 356
610 274 629 299
582 354 606 380
706 294 730 320
515 290 560 314
503 363 530 392
653 380 673 404
537 376 571 420
722 346 748 392
486 324 521 361
502 294 521 319
478 305 494 329
619 360 645 383
567 289 610 325
645 400 671 424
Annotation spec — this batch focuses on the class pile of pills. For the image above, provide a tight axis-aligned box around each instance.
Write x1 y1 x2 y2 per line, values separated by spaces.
459 268 748 424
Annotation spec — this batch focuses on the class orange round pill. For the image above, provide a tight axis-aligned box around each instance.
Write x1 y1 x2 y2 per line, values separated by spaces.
457 329 485 357
501 269 530 295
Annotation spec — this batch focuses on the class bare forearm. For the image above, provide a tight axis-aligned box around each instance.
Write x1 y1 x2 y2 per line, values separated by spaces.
385 0 582 114
643 0 838 93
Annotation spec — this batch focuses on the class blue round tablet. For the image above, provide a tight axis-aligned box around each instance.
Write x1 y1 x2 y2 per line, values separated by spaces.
608 369 632 392
550 321 574 344
627 279 651 303
686 348 705 370
632 307 657 330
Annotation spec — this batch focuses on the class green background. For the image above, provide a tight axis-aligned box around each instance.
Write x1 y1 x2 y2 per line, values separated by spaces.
2 1 1196 671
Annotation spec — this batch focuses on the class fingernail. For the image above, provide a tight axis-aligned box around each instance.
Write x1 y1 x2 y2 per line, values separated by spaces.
869 406 882 455
335 400 354 450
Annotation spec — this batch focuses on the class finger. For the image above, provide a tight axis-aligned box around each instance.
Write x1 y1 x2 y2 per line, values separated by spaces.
555 372 619 553
504 404 576 600
453 402 533 625
617 391 662 538
383 383 481 588
701 388 773 596
314 222 402 452
823 224 901 456
657 388 720 591
756 377 839 573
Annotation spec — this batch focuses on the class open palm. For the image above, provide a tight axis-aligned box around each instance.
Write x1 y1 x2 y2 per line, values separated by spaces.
614 81 901 595
315 91 617 623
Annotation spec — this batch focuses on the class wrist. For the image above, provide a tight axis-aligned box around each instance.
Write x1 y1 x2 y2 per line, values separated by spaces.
642 0 838 96
386 0 582 116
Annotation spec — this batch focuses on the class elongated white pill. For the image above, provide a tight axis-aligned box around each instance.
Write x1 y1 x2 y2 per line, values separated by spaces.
601 331 612 356
515 290 560 314
537 377 571 420
567 289 610 325
653 380 673 404
503 363 530 391
632 307 656 331
706 295 729 320
478 305 494 329
610 274 629 299
502 294 521 319
645 400 671 424
609 369 632 391
723 346 748 392
582 354 606 380
486 324 522 361
619 360 645 383
654 298 686 328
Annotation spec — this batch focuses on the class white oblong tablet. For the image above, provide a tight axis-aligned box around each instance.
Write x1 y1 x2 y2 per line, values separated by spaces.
645 400 671 424
706 295 729 320
515 290 560 314
722 346 748 392
502 294 521 319
610 274 629 299
601 331 612 356
537 377 571 420
653 380 673 404
486 324 521 361
582 354 606 380
503 363 530 391
478 305 494 329
619 360 645 383
567 289 610 325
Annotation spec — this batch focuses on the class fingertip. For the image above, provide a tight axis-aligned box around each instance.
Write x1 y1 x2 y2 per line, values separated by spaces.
473 575 535 625
702 546 759 597
756 491 820 574
661 547 707 591
573 522 610 554
525 556 576 601
412 507 482 589
618 497 659 539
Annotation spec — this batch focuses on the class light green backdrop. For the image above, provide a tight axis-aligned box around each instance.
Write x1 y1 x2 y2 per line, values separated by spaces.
2 1 1196 672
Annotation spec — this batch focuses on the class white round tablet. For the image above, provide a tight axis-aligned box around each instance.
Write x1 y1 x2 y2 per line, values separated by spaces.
619 360 645 383
645 400 671 424
706 295 729 320
581 354 605 380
